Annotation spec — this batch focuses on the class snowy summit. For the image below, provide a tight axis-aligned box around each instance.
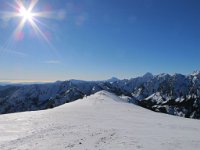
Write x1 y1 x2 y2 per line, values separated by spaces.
0 91 200 150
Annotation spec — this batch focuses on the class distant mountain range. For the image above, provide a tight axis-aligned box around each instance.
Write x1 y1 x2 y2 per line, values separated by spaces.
0 71 200 119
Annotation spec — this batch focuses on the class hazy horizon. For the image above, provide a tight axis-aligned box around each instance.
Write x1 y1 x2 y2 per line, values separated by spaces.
1 70 200 83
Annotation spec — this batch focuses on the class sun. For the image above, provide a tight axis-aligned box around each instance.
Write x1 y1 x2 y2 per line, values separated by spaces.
19 7 33 22
0 0 56 43
12 0 52 43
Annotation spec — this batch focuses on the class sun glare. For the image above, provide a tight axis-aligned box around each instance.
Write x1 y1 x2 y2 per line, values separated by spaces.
0 0 54 43
19 7 33 21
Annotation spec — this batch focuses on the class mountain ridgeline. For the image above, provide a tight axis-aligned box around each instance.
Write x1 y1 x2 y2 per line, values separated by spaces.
0 71 200 119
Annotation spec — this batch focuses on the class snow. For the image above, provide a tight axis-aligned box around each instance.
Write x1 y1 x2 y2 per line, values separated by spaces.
119 95 132 103
144 92 167 104
1 71 200 119
0 91 200 150
191 70 200 76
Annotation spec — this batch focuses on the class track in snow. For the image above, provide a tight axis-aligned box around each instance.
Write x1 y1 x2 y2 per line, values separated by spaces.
0 91 200 150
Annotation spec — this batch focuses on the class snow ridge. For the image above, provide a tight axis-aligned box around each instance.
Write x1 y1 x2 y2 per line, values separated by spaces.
1 91 200 150
0 71 200 119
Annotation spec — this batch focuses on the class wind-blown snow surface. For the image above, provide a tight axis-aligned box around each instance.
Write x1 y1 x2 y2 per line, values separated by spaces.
0 91 200 150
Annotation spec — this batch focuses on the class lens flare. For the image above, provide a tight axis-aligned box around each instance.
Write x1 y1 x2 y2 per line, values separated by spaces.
0 0 55 44
19 7 33 21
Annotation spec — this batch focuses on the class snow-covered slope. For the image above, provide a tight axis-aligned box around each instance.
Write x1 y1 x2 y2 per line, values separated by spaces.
137 72 200 118
0 91 200 150
0 80 127 114
0 71 200 119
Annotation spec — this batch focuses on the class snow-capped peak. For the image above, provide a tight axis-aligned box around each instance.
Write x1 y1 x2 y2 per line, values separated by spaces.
1 90 200 150
88 90 127 103
191 70 200 76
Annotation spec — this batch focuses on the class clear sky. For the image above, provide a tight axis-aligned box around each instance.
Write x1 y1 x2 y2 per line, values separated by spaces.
0 0 199 82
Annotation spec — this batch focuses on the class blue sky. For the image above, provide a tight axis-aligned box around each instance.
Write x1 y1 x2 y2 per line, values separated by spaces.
0 0 199 82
